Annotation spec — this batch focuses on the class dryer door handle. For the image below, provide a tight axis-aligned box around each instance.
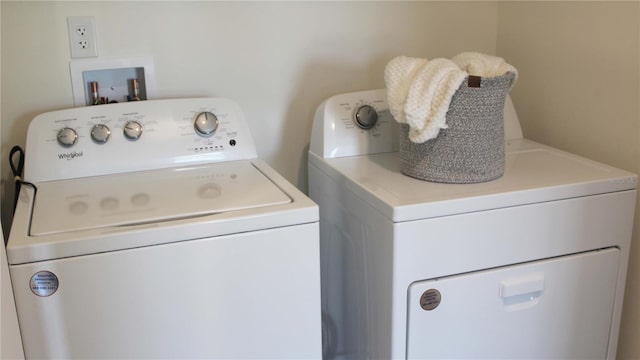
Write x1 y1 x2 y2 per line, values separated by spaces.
499 273 545 311
500 273 545 298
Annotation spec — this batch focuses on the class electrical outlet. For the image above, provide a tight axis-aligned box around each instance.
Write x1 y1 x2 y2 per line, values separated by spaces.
67 16 98 58
76 26 88 37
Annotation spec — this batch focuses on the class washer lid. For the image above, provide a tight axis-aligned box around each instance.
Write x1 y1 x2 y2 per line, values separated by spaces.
30 160 291 236
312 139 637 222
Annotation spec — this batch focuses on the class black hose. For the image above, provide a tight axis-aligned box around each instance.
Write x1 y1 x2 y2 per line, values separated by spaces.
9 145 36 214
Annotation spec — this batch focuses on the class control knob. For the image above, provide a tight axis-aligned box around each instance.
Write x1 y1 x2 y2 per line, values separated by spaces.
123 121 143 140
194 112 219 137
354 105 378 129
91 124 111 144
57 127 78 147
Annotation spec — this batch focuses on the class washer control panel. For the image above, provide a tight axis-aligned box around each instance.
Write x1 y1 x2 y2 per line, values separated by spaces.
309 89 397 159
25 98 257 182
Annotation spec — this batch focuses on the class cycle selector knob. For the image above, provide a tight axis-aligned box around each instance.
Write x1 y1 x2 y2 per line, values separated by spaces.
194 112 219 137
91 124 111 144
354 105 378 129
57 127 78 147
123 121 143 140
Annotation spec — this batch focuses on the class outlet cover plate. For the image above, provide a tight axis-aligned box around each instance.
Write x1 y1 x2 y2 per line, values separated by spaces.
67 16 98 58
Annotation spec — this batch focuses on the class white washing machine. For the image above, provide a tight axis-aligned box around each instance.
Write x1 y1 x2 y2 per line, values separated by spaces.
8 98 321 359
308 89 638 360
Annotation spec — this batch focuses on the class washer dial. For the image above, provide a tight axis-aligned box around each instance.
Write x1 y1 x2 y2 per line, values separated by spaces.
194 112 219 137
57 127 78 147
354 105 378 129
91 124 111 144
123 121 143 140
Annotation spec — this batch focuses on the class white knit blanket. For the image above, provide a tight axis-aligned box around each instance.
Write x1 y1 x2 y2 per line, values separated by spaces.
384 52 518 143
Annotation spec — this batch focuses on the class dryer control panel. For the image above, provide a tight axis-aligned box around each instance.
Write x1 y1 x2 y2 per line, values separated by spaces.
309 89 524 159
309 89 398 159
25 98 257 182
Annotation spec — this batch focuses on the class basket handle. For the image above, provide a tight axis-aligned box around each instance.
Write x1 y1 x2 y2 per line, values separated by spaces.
468 75 482 88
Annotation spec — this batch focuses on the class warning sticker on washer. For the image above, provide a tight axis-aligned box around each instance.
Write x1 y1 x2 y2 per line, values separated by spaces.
30 271 59 297
420 288 441 311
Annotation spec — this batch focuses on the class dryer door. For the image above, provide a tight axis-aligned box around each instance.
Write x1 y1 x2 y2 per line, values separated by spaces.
406 248 619 359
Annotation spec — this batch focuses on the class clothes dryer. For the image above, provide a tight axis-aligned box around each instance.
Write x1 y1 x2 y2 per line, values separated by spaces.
308 89 637 360
8 98 321 359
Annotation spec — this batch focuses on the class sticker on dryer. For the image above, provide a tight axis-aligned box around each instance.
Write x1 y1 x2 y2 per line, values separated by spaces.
30 271 59 297
420 289 441 311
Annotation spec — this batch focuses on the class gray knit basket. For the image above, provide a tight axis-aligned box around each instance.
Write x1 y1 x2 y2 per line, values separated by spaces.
399 72 516 184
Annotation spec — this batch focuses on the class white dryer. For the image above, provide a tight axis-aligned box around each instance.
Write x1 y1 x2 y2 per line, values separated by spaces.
8 98 321 359
308 89 637 360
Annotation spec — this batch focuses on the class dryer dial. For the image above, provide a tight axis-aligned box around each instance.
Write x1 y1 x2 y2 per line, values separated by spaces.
194 112 219 137
123 121 143 141
354 105 378 129
57 127 78 147
91 124 111 144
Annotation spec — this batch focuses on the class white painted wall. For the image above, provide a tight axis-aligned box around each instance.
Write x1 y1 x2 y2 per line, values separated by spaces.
497 2 640 359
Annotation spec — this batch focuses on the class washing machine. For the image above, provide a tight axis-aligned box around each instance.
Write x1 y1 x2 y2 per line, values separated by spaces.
308 89 637 360
7 98 321 359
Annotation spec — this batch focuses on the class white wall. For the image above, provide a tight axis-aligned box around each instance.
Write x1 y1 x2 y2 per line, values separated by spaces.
0 1 498 231
497 2 640 359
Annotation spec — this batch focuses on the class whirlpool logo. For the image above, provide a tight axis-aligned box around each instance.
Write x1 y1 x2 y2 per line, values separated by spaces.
58 151 83 160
